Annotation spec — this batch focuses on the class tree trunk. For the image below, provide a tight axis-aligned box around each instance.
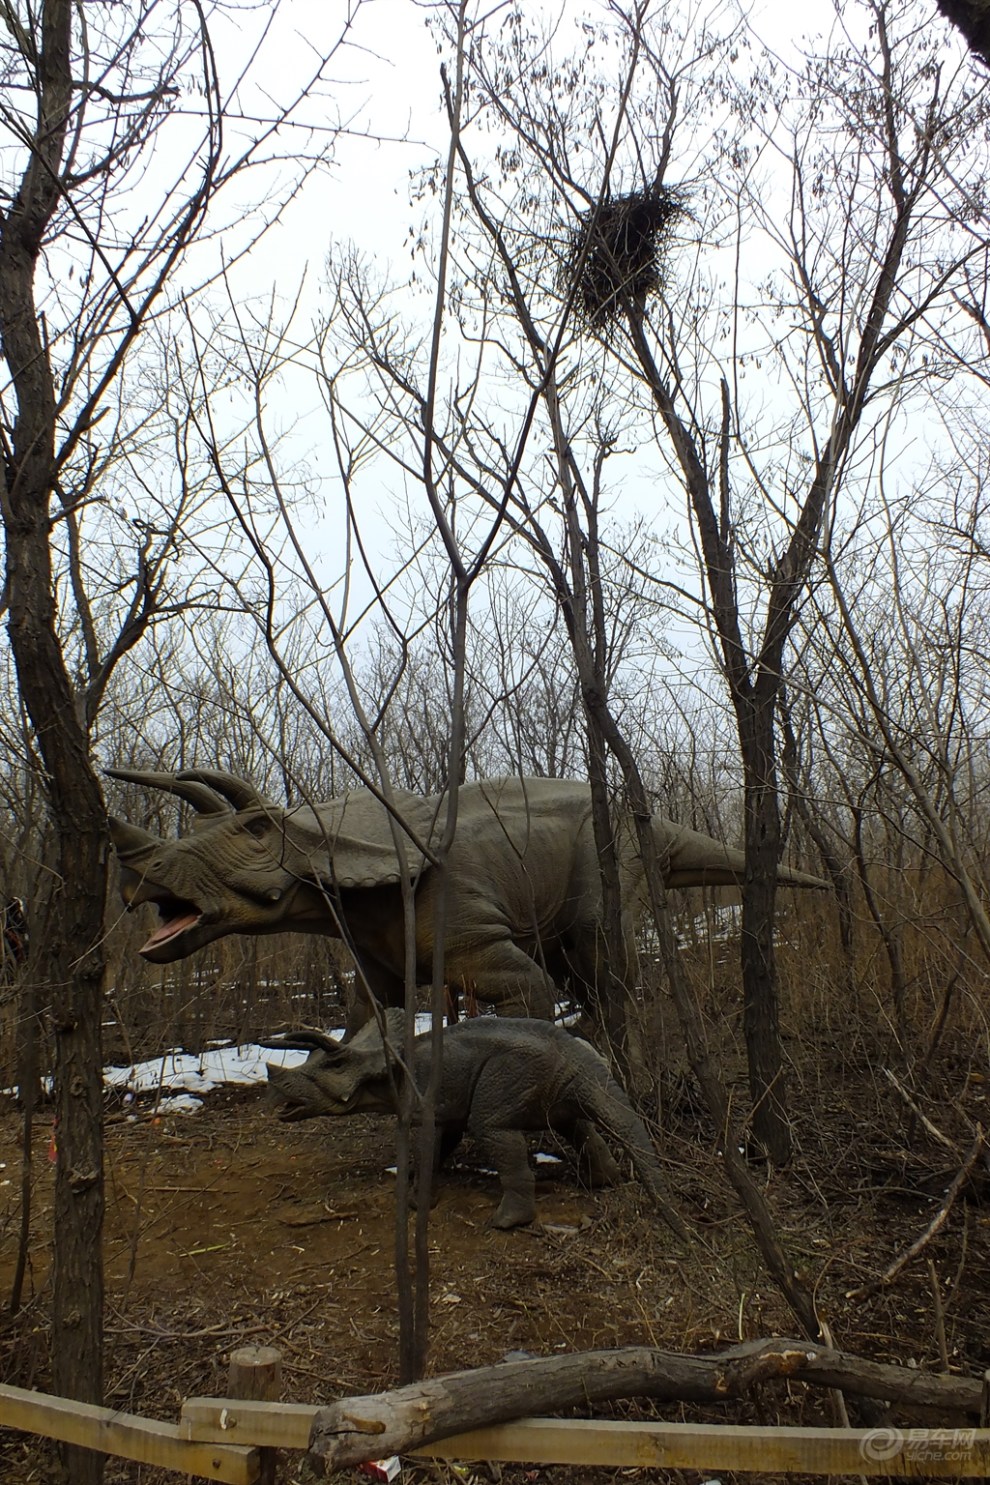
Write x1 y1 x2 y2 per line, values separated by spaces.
0 3 107 1478
583 697 636 1080
5 611 109 1485
737 692 790 1165
4 625 109 1485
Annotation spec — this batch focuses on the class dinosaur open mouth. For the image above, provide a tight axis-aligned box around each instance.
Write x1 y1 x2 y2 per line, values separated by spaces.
141 896 203 954
265 1069 318 1122
268 1089 314 1123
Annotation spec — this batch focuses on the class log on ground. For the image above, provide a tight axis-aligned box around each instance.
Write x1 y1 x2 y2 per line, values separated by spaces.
308 1337 983 1466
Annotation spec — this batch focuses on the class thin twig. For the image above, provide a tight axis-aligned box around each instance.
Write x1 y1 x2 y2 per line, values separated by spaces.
945 1205 970 1315
846 1125 984 1300
928 1257 950 1372
883 1067 959 1153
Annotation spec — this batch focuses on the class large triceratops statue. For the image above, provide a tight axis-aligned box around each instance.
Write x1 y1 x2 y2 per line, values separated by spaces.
107 769 826 1033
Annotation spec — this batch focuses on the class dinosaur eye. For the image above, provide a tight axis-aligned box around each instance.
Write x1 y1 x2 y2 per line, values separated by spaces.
242 816 269 840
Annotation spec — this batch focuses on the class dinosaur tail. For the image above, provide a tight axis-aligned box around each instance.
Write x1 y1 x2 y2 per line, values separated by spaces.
587 1076 690 1243
655 818 829 891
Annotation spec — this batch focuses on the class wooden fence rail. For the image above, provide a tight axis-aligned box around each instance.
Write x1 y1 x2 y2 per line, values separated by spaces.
5 1381 990 1480
181 1397 990 1476
0 1382 257 1483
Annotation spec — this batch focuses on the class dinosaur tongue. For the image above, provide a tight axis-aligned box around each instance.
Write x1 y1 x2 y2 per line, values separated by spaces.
142 912 200 953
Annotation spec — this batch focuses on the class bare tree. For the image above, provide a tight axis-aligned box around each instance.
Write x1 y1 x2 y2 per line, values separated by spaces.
440 0 990 1161
0 2 355 1474
122 0 990 1376
786 441 990 1053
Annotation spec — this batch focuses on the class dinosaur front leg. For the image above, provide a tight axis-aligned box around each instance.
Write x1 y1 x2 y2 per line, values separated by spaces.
409 1124 464 1210
479 1128 537 1228
344 956 404 1040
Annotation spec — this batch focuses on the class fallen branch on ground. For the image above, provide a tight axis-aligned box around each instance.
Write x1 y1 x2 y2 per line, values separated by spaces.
306 1336 983 1466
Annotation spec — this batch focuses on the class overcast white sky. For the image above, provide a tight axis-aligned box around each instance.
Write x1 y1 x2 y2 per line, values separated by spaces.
167 0 970 692
217 1 447 297
240 0 850 296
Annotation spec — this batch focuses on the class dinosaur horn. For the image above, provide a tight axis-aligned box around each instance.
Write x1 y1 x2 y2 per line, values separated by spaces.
107 816 159 857
260 1028 345 1056
176 769 279 812
105 767 231 815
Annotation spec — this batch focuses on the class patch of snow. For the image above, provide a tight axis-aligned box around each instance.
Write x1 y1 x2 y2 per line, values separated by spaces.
3 1011 558 1116
104 1038 331 1099
100 1013 440 1113
156 1094 205 1115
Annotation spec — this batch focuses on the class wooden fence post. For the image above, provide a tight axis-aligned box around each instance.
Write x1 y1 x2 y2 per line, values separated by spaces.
228 1346 283 1485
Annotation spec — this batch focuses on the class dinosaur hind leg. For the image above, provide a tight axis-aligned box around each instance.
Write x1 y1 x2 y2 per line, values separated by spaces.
451 941 558 1020
554 1117 622 1189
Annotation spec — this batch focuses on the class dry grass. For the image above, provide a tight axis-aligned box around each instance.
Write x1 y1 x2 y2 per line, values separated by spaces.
3 888 990 1482
2 990 989 1483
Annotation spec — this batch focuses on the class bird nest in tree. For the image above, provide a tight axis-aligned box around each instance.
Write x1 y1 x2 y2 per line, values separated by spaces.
566 186 686 327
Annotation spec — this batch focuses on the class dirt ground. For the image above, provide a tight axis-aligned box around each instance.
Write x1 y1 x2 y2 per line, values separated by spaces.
1 1033 989 1484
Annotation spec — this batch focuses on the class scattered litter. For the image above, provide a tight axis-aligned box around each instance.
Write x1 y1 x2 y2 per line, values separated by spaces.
359 1457 401 1482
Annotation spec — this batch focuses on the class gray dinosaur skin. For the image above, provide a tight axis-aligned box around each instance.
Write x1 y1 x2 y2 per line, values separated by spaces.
106 769 827 1034
266 1011 684 1232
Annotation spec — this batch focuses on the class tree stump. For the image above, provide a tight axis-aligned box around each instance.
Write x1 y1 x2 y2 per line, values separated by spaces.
228 1346 283 1484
